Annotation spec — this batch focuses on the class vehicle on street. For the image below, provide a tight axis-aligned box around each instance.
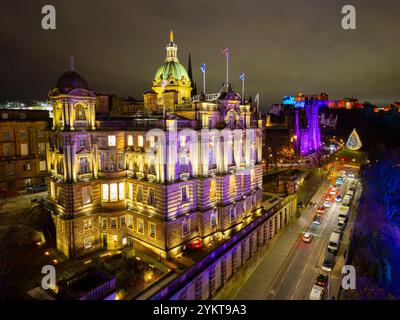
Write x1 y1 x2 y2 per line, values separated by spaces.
297 201 303 208
312 215 322 225
336 176 344 186
316 273 329 287
302 232 313 243
327 232 341 254
187 238 203 250
323 200 331 208
309 285 325 300
342 195 352 206
322 252 335 271
338 205 350 222
335 194 342 202
337 219 346 230
26 183 47 193
329 187 338 196
317 206 327 215
333 227 344 239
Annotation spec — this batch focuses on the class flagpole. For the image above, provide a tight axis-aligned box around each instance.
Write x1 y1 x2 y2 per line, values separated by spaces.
203 69 206 95
242 78 244 101
226 52 229 91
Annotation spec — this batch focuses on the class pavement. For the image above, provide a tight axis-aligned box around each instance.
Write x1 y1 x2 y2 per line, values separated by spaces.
1 191 47 213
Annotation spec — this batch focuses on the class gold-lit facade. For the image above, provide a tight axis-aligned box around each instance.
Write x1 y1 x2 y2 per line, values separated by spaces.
47 33 263 259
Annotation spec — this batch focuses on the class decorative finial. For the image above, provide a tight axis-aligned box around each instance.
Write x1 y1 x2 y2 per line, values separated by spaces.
170 30 174 43
69 56 75 71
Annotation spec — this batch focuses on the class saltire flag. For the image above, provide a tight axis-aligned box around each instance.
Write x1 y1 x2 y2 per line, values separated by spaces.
200 63 206 74
221 47 229 58
239 73 245 81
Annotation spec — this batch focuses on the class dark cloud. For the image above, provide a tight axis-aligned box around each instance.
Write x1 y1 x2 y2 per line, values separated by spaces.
1 0 400 110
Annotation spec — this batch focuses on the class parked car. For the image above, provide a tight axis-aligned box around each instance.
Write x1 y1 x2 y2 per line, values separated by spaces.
297 201 304 208
312 215 322 225
302 232 313 243
309 285 325 300
322 252 335 272
327 232 341 254
333 227 344 239
316 273 329 287
187 238 203 250
329 187 338 196
317 206 327 215
26 183 47 194
335 194 342 202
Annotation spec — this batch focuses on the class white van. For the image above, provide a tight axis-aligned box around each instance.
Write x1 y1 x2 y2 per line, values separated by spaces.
342 195 351 206
327 232 341 253
338 205 350 222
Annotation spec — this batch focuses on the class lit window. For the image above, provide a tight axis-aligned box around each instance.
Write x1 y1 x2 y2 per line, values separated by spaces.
82 186 91 205
113 235 118 242
181 186 189 204
119 182 125 200
50 181 55 198
128 183 133 200
127 135 133 146
108 135 116 147
79 157 89 174
2 143 12 156
102 218 107 229
102 184 109 201
121 216 126 227
138 135 144 148
180 135 186 147
137 218 144 234
38 142 46 154
210 180 216 198
122 237 127 246
251 169 256 183
229 175 236 194
84 236 94 249
110 183 118 201
149 223 156 239
40 160 46 171
21 143 28 156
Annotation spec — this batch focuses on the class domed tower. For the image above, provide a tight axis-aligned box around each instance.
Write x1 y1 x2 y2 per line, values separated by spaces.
49 57 96 131
151 31 192 105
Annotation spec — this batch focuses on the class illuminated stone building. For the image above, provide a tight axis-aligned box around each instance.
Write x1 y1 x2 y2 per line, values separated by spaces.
0 109 49 190
47 32 263 259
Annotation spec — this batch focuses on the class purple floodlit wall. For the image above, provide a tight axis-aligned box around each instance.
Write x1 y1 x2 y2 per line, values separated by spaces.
296 102 321 156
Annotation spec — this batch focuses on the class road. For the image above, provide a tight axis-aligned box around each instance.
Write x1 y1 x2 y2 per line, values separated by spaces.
266 177 354 300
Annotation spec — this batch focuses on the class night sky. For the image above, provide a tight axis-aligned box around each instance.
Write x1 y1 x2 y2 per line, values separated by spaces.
1 0 400 110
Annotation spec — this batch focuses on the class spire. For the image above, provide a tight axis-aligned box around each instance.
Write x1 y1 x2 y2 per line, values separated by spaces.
69 56 75 71
187 53 193 83
165 31 178 62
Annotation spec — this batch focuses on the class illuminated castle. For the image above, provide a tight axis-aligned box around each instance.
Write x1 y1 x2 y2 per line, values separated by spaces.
47 32 263 259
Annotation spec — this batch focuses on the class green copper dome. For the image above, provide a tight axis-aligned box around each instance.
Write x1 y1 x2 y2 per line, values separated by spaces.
154 61 189 82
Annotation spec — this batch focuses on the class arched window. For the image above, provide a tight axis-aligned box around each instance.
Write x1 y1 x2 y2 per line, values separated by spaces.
75 104 86 121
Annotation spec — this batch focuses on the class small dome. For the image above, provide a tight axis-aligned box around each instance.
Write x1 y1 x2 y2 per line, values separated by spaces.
56 70 89 92
154 61 189 83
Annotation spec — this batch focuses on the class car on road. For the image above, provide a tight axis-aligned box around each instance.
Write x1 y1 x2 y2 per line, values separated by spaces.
335 194 342 202
329 187 338 196
327 232 341 254
312 215 322 225
316 273 329 287
323 200 331 208
302 232 313 243
322 252 335 272
187 238 203 250
309 285 325 300
337 219 346 230
317 206 327 215
26 183 47 193
333 227 344 239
